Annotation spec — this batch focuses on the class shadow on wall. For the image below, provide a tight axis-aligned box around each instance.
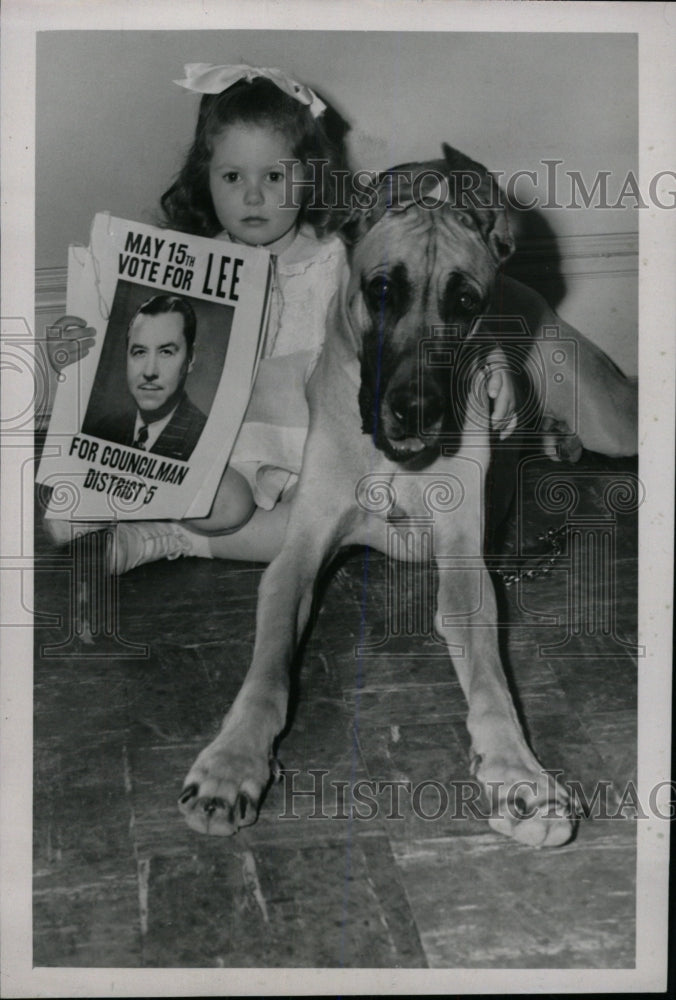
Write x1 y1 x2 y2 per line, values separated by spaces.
505 204 566 308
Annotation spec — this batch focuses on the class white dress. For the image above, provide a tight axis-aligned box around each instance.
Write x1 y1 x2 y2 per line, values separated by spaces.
226 225 347 508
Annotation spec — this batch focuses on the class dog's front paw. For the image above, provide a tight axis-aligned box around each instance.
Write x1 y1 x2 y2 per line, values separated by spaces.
178 734 275 836
472 754 576 848
541 417 583 464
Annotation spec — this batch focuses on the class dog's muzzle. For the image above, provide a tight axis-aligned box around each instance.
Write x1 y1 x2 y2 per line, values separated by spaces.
381 374 445 458
360 347 455 463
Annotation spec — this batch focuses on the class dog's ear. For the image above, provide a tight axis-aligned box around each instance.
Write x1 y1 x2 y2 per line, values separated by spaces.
441 142 515 265
338 203 374 247
487 208 515 265
336 170 397 246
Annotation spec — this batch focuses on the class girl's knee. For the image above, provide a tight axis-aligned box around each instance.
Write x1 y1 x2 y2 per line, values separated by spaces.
187 467 256 534
224 475 257 530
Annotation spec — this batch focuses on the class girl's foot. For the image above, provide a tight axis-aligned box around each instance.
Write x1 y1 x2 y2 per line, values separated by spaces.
109 521 212 574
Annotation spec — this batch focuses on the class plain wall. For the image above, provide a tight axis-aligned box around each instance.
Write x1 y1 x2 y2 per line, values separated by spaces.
36 30 638 373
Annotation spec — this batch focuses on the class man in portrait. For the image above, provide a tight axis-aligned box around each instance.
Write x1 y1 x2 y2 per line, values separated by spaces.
88 294 207 461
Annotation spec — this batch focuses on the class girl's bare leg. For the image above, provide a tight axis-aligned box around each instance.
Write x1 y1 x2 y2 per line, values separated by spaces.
184 466 255 534
205 500 291 564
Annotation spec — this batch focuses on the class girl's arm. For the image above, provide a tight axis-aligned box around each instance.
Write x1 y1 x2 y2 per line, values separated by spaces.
484 344 518 440
47 315 97 375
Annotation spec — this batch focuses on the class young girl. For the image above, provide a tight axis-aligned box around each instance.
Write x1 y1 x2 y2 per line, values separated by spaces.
47 64 517 571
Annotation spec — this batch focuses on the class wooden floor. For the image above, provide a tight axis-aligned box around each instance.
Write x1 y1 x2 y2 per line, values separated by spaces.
33 451 639 969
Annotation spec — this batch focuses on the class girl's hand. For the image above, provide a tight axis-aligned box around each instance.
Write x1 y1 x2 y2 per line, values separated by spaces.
47 315 96 376
485 347 518 440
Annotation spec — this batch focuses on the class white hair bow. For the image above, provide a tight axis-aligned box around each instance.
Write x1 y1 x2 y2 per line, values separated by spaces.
174 63 326 118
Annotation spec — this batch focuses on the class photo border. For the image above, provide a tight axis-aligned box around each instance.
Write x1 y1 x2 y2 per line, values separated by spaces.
1 1 673 995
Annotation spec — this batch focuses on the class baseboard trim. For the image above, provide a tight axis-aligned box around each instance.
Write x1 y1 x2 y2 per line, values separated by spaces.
35 266 69 310
508 231 638 279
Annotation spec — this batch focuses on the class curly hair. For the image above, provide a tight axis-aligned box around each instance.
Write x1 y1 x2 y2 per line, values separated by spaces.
160 77 349 238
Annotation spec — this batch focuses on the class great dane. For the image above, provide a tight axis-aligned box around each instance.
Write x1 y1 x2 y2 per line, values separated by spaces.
178 145 637 847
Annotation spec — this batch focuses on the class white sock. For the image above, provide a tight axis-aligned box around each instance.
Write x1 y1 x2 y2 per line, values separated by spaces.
180 526 213 559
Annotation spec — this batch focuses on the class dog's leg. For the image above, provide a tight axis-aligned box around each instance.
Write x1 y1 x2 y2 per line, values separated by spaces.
434 556 574 847
179 511 340 836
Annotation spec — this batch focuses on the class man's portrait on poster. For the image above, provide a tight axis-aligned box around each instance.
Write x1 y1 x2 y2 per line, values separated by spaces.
82 286 230 462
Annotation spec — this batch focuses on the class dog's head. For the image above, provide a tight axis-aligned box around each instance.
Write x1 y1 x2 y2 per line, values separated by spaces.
341 143 514 463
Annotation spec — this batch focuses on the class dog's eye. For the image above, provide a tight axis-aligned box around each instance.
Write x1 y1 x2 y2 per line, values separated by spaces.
365 275 391 309
458 291 479 313
362 263 411 319
370 276 390 298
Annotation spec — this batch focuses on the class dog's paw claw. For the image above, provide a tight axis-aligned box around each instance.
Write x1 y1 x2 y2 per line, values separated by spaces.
179 783 199 806
469 752 483 776
178 735 274 836
476 758 575 848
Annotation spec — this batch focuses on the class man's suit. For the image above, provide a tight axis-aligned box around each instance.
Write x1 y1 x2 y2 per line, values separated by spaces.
86 393 207 462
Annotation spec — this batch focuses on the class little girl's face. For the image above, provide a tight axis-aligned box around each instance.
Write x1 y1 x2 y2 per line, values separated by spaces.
209 124 302 252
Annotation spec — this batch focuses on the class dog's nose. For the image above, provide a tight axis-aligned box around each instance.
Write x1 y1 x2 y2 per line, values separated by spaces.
389 387 444 436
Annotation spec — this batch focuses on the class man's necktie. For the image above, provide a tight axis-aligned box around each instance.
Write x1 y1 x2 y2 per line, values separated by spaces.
134 423 149 450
